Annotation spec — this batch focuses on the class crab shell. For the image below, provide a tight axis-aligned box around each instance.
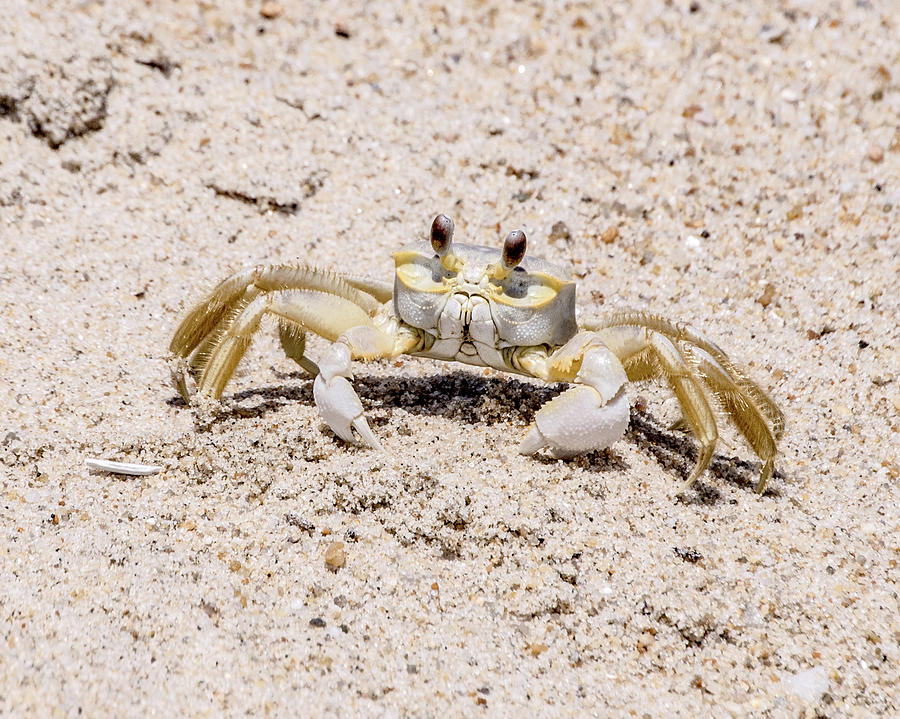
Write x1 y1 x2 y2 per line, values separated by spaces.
394 241 577 368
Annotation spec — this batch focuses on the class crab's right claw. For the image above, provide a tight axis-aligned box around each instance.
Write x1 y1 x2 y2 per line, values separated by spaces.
518 340 631 458
518 385 630 459
313 343 382 449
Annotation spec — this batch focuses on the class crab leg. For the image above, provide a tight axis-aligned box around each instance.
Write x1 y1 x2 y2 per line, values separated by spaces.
594 321 779 492
187 288 375 399
170 263 387 400
515 332 631 458
170 263 382 359
585 311 784 442
598 325 719 489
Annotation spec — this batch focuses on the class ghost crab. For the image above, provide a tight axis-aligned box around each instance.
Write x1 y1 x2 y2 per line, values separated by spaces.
170 214 784 493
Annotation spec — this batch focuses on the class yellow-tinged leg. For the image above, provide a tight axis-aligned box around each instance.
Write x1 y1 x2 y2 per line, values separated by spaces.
170 263 382 359
682 344 779 493
594 317 781 493
587 311 784 443
192 289 377 399
277 322 319 376
171 262 391 401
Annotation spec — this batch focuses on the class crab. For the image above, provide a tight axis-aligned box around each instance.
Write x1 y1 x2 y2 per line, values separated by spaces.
170 214 784 493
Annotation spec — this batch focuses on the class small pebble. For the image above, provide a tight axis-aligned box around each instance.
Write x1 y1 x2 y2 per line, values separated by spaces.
782 666 829 702
259 2 284 19
756 283 776 308
694 110 716 126
867 144 884 163
600 226 618 244
548 221 571 243
309 617 326 628
759 24 788 44
786 204 803 221
325 541 346 571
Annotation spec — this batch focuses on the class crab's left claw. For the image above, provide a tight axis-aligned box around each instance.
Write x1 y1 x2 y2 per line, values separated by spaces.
313 342 382 449
517 337 630 458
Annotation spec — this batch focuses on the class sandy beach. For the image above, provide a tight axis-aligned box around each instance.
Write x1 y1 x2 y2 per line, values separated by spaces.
1 0 898 715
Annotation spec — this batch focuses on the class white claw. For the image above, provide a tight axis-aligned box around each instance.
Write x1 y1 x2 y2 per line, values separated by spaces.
313 341 381 449
319 342 353 382
351 415 383 450
519 385 629 458
518 425 549 456
313 373 381 448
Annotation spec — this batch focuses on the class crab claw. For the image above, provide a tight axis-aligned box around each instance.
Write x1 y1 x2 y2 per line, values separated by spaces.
313 343 382 449
518 341 630 458
519 385 629 458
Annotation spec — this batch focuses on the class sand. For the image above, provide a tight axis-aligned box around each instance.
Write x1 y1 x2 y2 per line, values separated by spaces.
1 0 897 716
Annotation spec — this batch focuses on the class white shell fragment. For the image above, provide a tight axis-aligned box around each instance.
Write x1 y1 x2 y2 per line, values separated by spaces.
86 458 163 476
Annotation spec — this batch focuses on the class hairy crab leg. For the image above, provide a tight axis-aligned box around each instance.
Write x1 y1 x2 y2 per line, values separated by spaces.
170 263 382 359
585 311 784 442
170 263 388 401
194 290 375 399
595 322 778 493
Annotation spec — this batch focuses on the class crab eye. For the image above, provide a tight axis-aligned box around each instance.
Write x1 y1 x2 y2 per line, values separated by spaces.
502 229 526 269
430 214 454 255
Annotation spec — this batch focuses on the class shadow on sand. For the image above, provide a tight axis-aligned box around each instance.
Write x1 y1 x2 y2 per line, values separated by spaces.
168 368 782 501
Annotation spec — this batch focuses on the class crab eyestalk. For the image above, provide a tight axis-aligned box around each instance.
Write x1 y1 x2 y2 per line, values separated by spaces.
490 229 527 281
431 214 454 254
431 214 462 272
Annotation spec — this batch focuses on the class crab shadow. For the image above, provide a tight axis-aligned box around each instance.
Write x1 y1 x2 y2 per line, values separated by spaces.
168 369 779 498
626 409 784 503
